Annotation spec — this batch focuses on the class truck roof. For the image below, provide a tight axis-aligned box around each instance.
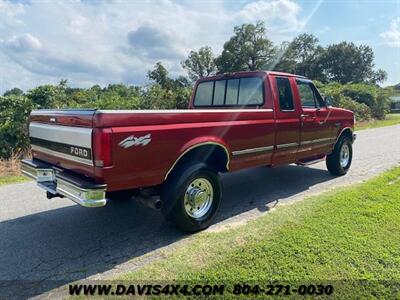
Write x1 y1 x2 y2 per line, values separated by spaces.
197 70 307 83
265 70 307 78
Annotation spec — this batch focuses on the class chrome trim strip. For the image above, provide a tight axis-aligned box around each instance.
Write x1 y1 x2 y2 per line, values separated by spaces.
232 146 274 156
31 145 94 166
31 109 96 116
276 142 299 149
164 142 230 180
30 122 92 148
297 142 333 152
97 109 273 114
300 137 336 145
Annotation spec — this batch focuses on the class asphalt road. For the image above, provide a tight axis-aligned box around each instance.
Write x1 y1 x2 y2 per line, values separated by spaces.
1 125 399 299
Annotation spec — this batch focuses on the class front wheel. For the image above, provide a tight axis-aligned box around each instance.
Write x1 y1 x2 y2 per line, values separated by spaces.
326 136 353 176
161 163 222 232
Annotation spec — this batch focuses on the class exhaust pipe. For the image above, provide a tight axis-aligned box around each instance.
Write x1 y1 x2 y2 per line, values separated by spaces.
135 194 162 210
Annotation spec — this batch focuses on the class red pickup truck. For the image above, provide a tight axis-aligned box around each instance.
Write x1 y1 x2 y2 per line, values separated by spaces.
22 71 356 232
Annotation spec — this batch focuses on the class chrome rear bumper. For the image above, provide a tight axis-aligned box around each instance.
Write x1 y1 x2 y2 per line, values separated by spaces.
21 159 107 208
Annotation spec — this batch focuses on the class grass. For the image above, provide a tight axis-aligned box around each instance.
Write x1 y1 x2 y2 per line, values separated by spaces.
0 175 28 186
118 167 400 298
356 113 400 131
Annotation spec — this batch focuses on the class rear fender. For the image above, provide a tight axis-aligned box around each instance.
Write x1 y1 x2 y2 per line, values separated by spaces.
164 137 230 180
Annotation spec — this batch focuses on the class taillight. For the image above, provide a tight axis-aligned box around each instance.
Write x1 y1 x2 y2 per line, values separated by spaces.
93 128 113 167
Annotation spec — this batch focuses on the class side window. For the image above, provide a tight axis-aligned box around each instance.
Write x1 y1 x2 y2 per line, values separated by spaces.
311 84 326 107
238 77 263 105
225 79 239 105
296 80 316 108
213 80 226 105
276 77 294 111
194 81 214 106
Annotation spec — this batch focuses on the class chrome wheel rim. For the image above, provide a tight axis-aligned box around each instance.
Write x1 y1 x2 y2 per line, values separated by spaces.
340 143 350 168
184 178 213 219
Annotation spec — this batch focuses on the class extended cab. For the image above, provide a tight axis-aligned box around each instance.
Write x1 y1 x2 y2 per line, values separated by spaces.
22 71 356 232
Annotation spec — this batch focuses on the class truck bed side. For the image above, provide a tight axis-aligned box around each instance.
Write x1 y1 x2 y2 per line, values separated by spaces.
93 109 276 191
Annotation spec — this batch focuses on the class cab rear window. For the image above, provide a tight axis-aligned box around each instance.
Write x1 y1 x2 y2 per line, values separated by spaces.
194 77 264 107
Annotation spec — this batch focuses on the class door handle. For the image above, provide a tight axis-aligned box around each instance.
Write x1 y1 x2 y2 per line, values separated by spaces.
300 114 317 123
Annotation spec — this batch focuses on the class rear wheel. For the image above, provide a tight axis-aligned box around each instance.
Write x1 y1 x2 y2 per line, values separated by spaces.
161 162 222 232
326 136 353 175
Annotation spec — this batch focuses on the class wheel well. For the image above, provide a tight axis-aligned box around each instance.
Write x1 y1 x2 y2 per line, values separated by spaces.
339 128 353 141
165 144 229 180
334 128 353 147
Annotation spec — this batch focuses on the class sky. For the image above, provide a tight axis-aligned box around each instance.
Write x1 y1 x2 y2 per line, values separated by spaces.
0 0 399 94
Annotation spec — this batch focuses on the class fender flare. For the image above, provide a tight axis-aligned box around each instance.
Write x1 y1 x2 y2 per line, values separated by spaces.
164 141 230 180
334 127 354 147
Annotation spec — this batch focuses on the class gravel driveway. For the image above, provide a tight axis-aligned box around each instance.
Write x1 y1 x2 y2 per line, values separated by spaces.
0 125 399 299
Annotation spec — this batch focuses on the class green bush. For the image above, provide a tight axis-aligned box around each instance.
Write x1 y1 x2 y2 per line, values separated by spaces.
318 82 389 120
140 85 190 109
341 84 377 106
341 84 390 119
319 85 372 121
26 83 68 108
0 95 32 159
372 93 390 119
336 96 372 121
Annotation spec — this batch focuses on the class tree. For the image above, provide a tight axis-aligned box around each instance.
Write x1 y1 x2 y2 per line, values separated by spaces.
215 21 276 73
274 34 326 80
369 69 387 85
3 88 23 97
174 76 192 88
148 62 191 90
273 41 295 72
181 46 217 81
319 42 385 84
27 85 60 108
147 62 170 89
0 95 33 158
146 62 191 109
26 80 69 108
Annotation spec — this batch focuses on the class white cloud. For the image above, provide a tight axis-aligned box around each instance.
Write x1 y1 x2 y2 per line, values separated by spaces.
238 0 303 34
380 18 400 48
0 0 304 93
69 14 88 34
4 33 42 52
0 1 25 29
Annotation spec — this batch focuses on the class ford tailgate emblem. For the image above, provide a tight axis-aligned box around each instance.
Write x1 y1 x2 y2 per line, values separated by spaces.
119 134 151 148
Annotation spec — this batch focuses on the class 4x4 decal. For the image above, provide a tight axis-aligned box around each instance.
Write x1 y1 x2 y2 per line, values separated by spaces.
118 134 152 148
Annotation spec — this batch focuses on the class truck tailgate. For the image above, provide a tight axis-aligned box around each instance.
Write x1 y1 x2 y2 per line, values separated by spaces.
29 109 97 178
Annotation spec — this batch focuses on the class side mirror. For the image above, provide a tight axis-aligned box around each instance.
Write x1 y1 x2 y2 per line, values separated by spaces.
324 96 333 107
